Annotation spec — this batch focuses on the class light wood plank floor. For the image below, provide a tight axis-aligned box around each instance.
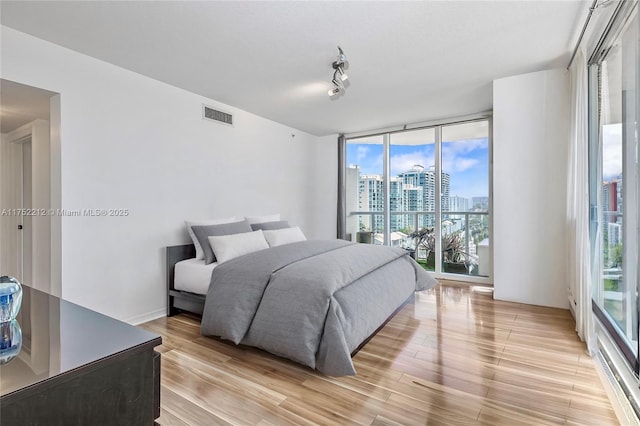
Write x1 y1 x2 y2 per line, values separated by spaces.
141 283 619 425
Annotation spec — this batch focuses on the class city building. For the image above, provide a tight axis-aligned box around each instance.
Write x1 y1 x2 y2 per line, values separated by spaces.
398 165 450 228
472 196 489 211
359 174 384 232
450 195 470 212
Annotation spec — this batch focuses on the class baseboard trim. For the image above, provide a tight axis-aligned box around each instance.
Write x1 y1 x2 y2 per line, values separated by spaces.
125 308 166 326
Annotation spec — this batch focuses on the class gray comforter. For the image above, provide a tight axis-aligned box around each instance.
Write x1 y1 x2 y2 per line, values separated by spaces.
200 239 436 376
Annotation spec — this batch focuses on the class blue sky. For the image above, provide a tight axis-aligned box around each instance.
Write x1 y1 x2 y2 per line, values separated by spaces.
347 138 489 199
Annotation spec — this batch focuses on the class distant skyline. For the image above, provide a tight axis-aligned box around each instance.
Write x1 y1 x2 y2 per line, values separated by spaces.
347 137 489 199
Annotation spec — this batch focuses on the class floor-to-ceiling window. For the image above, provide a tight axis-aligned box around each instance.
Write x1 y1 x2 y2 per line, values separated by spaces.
343 117 491 281
440 122 491 277
589 4 638 375
345 135 384 244
389 129 436 266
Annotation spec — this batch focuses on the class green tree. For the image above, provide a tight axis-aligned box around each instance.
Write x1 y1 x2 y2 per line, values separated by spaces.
612 244 623 267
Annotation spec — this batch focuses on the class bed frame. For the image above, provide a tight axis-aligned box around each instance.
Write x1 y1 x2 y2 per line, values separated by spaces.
165 243 414 356
166 244 205 316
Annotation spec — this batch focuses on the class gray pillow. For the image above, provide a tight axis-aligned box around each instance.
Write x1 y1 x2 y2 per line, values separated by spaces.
191 219 252 264
250 220 290 231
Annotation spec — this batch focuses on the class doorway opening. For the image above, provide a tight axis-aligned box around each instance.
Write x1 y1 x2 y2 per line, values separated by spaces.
0 79 61 295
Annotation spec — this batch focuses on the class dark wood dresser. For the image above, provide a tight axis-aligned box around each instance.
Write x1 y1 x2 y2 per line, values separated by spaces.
0 285 162 425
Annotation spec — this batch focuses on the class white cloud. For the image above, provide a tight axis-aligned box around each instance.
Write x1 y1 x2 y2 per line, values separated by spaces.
390 150 433 176
360 137 487 177
387 138 487 176
602 124 622 180
441 138 486 173
445 157 479 173
442 138 487 155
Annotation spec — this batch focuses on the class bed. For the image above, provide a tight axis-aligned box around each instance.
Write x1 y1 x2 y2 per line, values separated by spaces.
166 239 435 376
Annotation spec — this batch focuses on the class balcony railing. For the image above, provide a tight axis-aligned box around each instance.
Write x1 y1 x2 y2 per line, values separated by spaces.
347 210 490 277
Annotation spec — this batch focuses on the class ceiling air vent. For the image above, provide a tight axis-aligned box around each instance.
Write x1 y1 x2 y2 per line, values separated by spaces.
202 104 233 126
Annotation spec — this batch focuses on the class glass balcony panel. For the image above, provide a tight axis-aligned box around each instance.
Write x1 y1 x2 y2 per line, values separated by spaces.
405 213 436 272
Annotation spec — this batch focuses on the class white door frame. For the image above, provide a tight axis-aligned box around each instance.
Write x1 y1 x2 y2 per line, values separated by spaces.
2 120 50 291
1 135 27 280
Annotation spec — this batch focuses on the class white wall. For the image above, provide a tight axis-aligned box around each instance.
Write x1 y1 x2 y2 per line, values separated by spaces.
1 26 336 323
310 134 338 239
0 134 4 272
50 94 62 297
493 68 570 309
29 120 51 292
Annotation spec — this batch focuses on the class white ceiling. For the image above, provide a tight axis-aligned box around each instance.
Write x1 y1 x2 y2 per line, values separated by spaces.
0 1 588 136
0 79 55 133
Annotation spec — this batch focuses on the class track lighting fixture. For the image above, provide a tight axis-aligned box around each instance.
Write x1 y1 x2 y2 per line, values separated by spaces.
336 67 348 82
328 86 341 97
328 46 349 97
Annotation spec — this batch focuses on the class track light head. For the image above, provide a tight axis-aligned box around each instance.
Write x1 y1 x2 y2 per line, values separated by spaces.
328 86 341 97
337 67 348 81
328 46 349 98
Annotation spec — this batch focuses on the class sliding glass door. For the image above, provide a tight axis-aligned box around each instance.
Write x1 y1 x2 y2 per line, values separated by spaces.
344 118 491 281
590 9 639 370
441 122 490 277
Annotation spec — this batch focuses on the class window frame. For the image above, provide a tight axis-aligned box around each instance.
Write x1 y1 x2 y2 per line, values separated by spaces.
340 115 493 284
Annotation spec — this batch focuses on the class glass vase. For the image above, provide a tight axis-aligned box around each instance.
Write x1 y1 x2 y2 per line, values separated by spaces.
0 276 23 323
0 320 22 365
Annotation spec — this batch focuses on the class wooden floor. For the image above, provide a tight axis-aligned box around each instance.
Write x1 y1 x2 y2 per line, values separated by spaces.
141 283 619 425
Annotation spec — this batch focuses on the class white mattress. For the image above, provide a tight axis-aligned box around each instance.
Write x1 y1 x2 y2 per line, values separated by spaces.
174 258 217 295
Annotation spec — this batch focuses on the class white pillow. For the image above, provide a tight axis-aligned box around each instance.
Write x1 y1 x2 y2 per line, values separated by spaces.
208 230 269 264
263 227 306 247
245 213 281 225
185 216 242 260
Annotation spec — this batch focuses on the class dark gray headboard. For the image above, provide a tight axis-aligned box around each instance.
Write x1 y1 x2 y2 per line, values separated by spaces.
166 244 196 292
